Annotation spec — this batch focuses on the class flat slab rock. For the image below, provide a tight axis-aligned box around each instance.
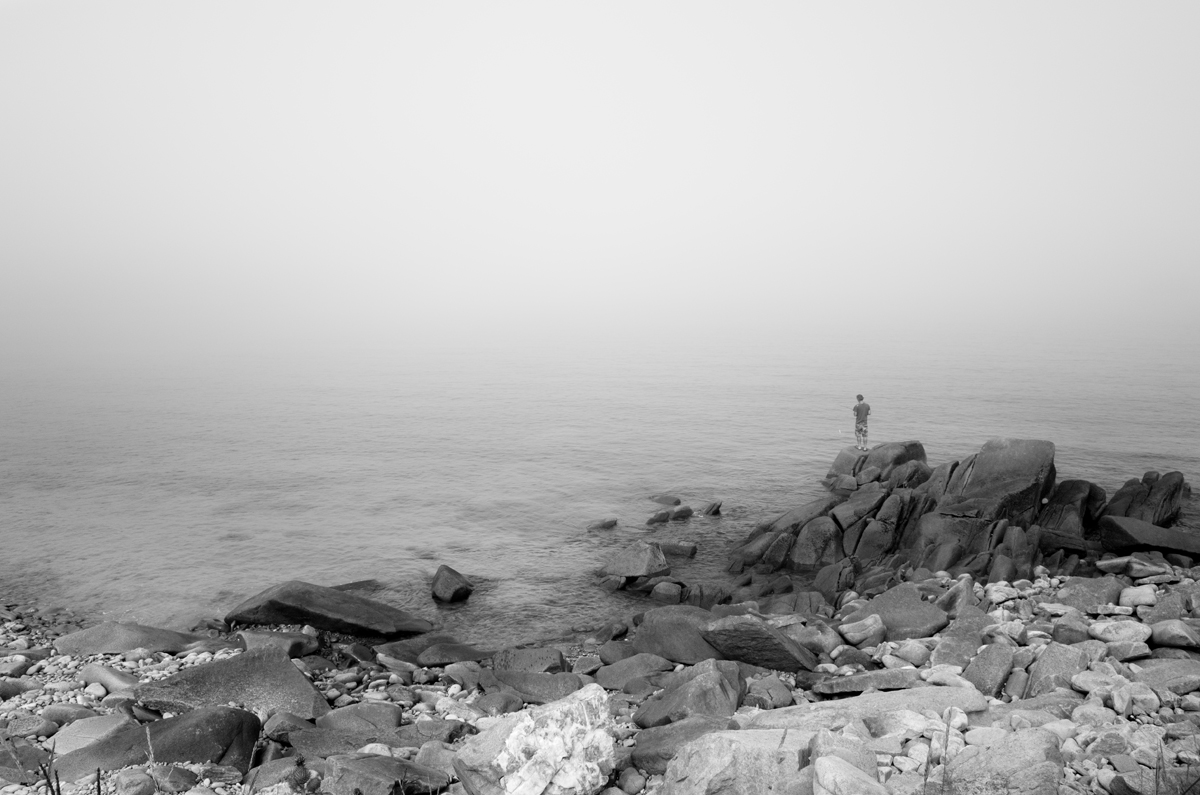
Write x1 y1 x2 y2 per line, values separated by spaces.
224 580 433 637
661 729 815 795
840 582 949 641
54 622 205 655
134 646 330 719
740 686 988 731
53 706 260 783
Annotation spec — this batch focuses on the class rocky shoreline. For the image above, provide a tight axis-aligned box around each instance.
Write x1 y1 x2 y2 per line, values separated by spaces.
2 437 1197 795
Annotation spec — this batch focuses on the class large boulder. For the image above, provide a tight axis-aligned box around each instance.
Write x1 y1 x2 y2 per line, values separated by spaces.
1106 471 1190 527
633 670 741 729
53 707 259 783
936 438 1056 526
54 622 205 656
699 615 817 672
225 580 433 637
787 517 844 570
631 606 723 664
134 646 330 719
944 727 1063 795
452 684 613 795
1035 479 1106 538
1099 515 1200 556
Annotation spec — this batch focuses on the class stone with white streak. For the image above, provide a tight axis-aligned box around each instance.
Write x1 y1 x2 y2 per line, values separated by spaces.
453 683 614 795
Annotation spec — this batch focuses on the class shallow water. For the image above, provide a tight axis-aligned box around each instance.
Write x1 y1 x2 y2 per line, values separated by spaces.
1 337 1196 646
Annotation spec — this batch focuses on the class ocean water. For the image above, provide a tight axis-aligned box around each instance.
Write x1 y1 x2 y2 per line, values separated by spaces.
1 336 1197 647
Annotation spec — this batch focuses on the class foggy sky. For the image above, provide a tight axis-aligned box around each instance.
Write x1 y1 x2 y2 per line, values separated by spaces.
2 2 1198 366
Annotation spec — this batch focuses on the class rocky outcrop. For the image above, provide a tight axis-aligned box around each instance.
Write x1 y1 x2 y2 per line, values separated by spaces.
225 580 433 637
1106 471 1191 527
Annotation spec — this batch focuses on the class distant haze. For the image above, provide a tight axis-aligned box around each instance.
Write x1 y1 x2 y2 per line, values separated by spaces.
2 2 1197 368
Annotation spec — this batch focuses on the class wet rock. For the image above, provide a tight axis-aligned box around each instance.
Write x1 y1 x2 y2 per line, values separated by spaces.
453 683 613 795
53 706 260 783
652 495 682 506
431 564 474 602
600 541 670 578
134 646 330 719
587 518 618 530
224 580 433 637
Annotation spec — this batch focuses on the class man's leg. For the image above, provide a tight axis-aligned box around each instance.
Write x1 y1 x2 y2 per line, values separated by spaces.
861 424 868 450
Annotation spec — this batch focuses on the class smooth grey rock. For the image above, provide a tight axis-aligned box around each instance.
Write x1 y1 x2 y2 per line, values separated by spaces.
1025 642 1090 699
631 715 734 775
54 622 204 655
225 580 433 637
840 582 949 641
631 606 723 664
600 541 670 578
699 615 817 672
236 630 319 658
633 671 740 729
134 646 329 719
491 646 566 674
963 643 1015 698
431 564 474 602
594 653 674 691
944 727 1063 795
53 706 259 783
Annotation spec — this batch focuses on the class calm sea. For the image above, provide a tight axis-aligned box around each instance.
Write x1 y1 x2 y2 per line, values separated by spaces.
1 336 1196 647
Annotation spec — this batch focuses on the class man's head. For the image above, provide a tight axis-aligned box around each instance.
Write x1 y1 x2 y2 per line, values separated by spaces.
856 394 864 401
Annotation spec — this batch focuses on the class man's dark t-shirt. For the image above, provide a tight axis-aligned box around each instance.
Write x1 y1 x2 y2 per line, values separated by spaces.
854 402 871 423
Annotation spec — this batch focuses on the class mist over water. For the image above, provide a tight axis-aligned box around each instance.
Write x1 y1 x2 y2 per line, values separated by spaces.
1 335 1195 647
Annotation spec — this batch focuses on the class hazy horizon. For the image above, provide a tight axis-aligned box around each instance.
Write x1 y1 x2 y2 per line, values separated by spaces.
2 2 1198 368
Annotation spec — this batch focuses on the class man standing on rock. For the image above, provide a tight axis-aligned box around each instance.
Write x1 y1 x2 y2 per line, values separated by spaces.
853 394 871 451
